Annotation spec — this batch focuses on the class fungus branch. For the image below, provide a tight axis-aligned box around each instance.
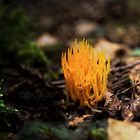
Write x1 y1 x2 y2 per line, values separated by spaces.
61 40 110 108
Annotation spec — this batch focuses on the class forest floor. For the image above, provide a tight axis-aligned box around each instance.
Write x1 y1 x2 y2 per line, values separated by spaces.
0 0 140 140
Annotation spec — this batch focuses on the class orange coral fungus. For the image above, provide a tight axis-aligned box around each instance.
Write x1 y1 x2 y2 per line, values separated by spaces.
61 40 110 108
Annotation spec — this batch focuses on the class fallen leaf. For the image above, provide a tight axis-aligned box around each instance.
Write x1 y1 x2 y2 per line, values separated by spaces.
94 38 131 60
104 91 113 106
106 96 121 116
129 65 140 95
108 118 140 140
130 97 140 117
68 114 91 127
37 34 58 47
75 20 98 36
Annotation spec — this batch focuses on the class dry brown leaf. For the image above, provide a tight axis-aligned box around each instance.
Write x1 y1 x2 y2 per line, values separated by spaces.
75 20 97 36
108 118 140 140
129 65 140 95
68 114 91 127
130 97 140 117
106 96 121 116
104 91 113 106
94 38 131 60
121 106 134 121
37 34 58 47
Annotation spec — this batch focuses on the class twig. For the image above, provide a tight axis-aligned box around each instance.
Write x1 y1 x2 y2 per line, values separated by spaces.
91 108 102 113
111 61 140 72
121 81 140 94
116 81 140 95
51 80 65 85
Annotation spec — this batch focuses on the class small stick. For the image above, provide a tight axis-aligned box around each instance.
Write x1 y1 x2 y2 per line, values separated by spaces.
121 81 140 94
111 61 140 72
51 80 65 85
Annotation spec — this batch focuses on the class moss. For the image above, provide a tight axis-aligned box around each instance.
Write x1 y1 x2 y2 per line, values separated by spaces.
0 1 50 71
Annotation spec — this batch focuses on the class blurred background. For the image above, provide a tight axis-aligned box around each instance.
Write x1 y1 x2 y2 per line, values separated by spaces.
0 0 140 81
0 1 140 139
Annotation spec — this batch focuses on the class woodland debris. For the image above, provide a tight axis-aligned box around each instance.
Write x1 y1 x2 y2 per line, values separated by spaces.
108 118 140 140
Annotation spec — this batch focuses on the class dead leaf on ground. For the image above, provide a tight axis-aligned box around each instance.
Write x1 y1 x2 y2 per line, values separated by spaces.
130 97 140 118
75 20 98 36
37 34 58 47
104 91 113 106
129 64 140 95
105 96 121 116
68 114 91 127
108 118 140 140
94 38 131 60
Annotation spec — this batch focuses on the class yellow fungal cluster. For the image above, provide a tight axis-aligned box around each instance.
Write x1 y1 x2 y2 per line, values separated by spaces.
61 40 110 108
